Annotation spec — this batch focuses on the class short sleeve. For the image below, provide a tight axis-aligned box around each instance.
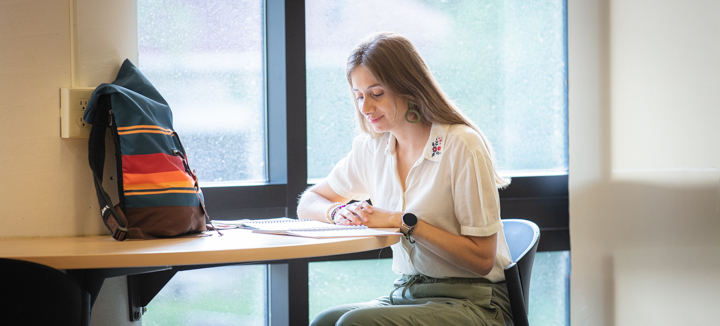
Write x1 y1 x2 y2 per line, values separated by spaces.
326 134 371 201
454 149 502 237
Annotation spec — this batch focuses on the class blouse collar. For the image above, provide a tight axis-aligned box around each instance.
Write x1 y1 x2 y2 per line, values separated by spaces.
384 123 450 163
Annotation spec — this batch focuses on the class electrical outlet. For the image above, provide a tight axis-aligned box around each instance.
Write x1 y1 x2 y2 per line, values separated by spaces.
60 87 95 138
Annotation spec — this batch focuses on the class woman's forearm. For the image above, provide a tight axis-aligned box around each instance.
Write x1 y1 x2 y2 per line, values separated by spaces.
411 221 497 276
341 203 496 275
297 181 351 222
297 189 333 222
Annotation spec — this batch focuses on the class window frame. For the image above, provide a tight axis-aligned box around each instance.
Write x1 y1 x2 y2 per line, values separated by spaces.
197 0 568 325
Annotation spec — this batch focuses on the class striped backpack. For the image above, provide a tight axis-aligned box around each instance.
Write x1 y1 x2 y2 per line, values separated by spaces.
84 59 209 240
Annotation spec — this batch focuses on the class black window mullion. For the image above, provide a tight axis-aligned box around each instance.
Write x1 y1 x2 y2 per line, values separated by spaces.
203 185 287 220
283 0 309 324
284 0 307 219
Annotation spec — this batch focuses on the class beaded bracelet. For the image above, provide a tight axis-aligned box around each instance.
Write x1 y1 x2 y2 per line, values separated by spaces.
325 202 343 224
330 204 346 223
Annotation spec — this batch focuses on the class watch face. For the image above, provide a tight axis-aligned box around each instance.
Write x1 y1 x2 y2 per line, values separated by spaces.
402 213 418 227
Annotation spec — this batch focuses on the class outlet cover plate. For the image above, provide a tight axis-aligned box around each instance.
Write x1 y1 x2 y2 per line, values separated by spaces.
60 87 95 138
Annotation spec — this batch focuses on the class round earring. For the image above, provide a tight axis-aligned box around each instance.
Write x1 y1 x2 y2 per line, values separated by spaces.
405 101 422 124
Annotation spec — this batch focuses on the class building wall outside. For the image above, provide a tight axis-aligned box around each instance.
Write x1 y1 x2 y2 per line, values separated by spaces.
569 0 720 325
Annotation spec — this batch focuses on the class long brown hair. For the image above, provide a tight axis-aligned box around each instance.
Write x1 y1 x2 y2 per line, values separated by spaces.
346 32 510 188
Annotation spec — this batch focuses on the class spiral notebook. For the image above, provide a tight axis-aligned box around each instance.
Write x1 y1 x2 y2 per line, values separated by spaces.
212 217 400 238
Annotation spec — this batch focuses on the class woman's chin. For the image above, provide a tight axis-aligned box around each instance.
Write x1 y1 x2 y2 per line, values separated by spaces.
370 125 387 133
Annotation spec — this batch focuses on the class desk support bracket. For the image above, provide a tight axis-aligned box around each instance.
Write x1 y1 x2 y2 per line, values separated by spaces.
127 268 178 321
67 266 170 310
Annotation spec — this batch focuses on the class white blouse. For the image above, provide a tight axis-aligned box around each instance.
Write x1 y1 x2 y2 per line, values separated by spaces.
327 123 512 282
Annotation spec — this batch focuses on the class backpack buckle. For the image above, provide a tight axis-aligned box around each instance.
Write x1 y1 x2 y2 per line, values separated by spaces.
113 226 129 241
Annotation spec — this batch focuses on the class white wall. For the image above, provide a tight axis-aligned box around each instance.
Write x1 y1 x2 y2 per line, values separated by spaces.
569 0 720 325
0 0 139 325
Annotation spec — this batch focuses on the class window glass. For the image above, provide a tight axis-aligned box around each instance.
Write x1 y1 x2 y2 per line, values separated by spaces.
138 0 266 185
528 251 571 325
143 265 268 325
306 0 567 178
309 259 397 322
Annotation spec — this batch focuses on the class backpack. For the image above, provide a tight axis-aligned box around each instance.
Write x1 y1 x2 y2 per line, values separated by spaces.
84 59 209 240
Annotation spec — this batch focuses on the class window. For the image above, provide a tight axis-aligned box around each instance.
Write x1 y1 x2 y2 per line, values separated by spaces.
306 0 567 178
138 0 266 185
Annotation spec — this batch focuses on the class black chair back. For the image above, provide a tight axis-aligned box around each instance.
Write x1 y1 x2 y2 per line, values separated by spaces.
502 219 541 326
0 258 90 326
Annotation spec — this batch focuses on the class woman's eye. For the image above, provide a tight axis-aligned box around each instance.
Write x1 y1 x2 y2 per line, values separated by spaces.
372 92 383 98
356 96 364 102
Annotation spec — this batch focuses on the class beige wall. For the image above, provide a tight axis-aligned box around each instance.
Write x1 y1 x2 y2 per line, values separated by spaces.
569 0 720 325
1 0 138 325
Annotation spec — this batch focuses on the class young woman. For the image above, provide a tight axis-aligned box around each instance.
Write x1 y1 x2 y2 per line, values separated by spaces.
298 32 514 326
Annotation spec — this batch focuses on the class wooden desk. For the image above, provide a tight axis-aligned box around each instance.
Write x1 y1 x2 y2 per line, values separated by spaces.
0 229 399 270
0 229 400 322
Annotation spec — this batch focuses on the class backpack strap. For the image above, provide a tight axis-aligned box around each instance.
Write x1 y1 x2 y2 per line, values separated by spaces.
88 95 129 241
171 132 221 235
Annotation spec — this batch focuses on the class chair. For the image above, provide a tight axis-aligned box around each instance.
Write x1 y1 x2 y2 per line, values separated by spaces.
0 258 91 326
502 219 541 326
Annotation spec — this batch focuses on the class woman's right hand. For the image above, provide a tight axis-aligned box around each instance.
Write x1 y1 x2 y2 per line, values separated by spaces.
333 200 372 226
334 201 401 228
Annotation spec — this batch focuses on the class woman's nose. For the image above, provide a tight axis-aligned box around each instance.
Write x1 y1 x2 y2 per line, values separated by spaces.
360 98 373 115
